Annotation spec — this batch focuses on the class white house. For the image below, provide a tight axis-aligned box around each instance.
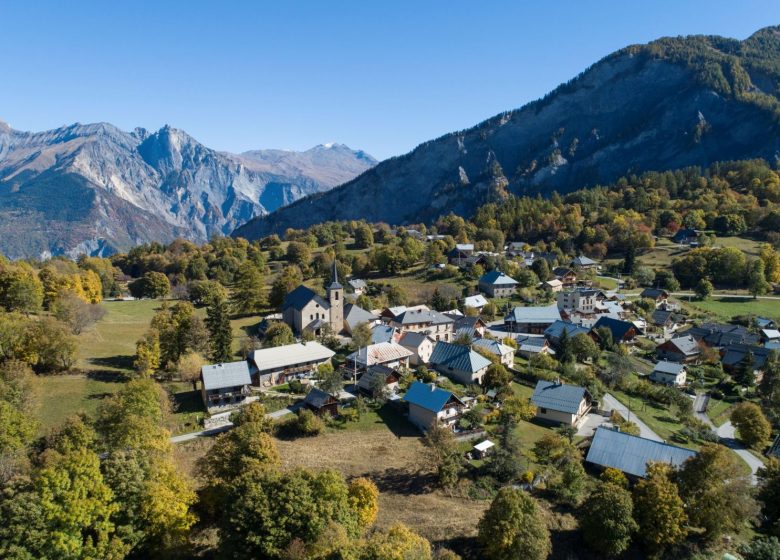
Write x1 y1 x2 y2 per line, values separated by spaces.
403 381 465 431
649 361 687 387
531 380 593 427
472 338 515 367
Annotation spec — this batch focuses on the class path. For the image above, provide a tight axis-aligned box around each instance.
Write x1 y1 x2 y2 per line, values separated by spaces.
170 402 302 443
601 394 663 442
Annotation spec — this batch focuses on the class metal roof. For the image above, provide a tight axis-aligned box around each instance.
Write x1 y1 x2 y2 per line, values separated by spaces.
344 303 378 330
305 387 337 408
505 303 561 324
543 320 590 340
653 361 685 375
571 255 598 266
531 380 589 414
586 427 696 478
283 285 329 311
346 342 414 367
201 361 252 390
251 342 335 372
473 440 495 452
371 324 398 344
664 334 701 356
472 338 514 357
479 270 518 286
403 381 461 412
357 366 398 390
430 341 492 374
464 294 488 308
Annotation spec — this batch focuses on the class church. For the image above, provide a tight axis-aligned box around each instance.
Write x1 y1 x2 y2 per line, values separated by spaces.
281 262 347 336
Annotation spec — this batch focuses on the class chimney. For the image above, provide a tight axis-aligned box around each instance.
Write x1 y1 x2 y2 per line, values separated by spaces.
430 383 436 392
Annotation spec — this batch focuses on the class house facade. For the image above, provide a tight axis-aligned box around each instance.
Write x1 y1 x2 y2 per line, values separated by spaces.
429 341 492 385
403 381 466 431
387 308 454 342
650 362 687 387
250 342 336 389
200 361 255 412
655 335 701 363
505 304 562 334
398 331 435 365
472 338 515 367
478 271 519 298
531 380 592 427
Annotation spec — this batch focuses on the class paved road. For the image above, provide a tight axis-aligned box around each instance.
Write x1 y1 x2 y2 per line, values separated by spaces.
716 421 763 484
602 394 663 442
170 402 302 443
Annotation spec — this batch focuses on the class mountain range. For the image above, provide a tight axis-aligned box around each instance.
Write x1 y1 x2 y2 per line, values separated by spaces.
235 26 780 240
0 121 375 258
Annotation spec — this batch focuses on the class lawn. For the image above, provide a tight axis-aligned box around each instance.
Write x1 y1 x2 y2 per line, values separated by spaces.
707 397 736 427
687 297 780 323
608 389 695 447
35 374 124 433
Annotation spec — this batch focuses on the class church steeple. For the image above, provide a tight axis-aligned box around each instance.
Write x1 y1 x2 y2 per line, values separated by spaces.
327 260 344 333
328 260 342 290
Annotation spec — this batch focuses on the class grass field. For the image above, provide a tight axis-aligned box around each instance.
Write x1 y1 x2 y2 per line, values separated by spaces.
35 374 124 433
686 297 780 323
608 389 694 447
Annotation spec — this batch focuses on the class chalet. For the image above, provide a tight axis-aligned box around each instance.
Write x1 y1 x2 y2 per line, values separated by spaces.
250 342 336 389
655 335 701 363
761 329 780 342
586 427 696 478
403 381 465 431
543 320 591 345
721 344 771 383
543 279 563 293
684 323 760 348
388 308 455 342
343 303 379 335
398 331 436 365
514 334 554 358
357 364 400 396
452 316 487 340
531 380 593 427
570 255 599 270
472 338 515 367
371 324 400 344
757 317 777 330
640 288 669 307
347 278 368 295
505 241 530 257
592 316 641 343
650 309 683 330
429 341 492 385
672 228 700 245
478 271 519 298
447 244 474 266
282 263 343 335
346 342 413 371
461 253 491 268
200 361 254 412
463 294 488 311
504 303 562 334
304 387 339 417
650 362 687 387
552 267 577 286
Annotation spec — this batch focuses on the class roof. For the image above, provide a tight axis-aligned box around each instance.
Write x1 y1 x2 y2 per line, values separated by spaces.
640 288 668 299
283 285 329 311
586 427 696 478
464 294 488 308
455 243 474 252
357 365 399 390
305 387 337 408
346 342 414 367
515 334 550 353
398 331 433 349
251 342 335 371
348 278 367 290
403 381 462 412
553 267 575 277
762 329 780 340
201 361 252 391
663 334 701 356
543 320 590 340
757 317 776 329
767 341 780 351
651 309 676 326
721 344 771 369
479 270 518 286
472 338 514 357
473 440 495 452
327 260 342 290
344 303 378 330
429 341 492 374
544 279 563 287
571 255 598 266
371 324 398 344
653 361 685 375
531 380 590 414
593 316 641 340
505 303 561 324
684 323 760 347
393 308 454 326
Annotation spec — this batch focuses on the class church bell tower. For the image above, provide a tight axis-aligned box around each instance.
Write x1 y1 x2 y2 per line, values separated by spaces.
327 260 344 333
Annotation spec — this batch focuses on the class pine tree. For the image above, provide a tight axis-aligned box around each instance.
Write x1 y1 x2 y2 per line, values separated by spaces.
206 296 233 362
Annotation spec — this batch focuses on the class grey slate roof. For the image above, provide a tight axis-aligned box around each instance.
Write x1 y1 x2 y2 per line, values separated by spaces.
664 334 700 356
684 323 760 347
721 344 771 369
543 320 590 341
394 309 454 326
653 361 685 375
305 387 337 408
571 255 598 267
505 303 561 324
472 338 514 357
344 303 378 331
348 278 367 290
201 361 252 391
640 288 669 300
586 427 696 478
429 341 491 374
531 380 590 415
398 331 432 349
283 285 329 311
479 270 519 286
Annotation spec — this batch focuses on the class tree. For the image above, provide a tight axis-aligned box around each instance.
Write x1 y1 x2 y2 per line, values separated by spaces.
758 458 780 536
286 241 312 267
739 537 780 560
269 266 303 308
52 293 106 334
354 223 374 249
600 467 628 488
206 295 233 362
482 363 512 393
25 316 78 372
0 264 43 314
500 395 535 422
571 333 599 362
581 481 637 556
230 262 266 314
422 424 462 489
362 523 433 560
188 279 227 307
749 259 772 298
694 277 714 300
676 442 756 540
134 329 161 377
477 487 551 560
263 322 295 348
317 361 342 395
532 432 578 467
351 321 372 351
557 327 573 363
348 477 379 529
633 463 687 553
128 271 170 299
731 402 771 449
623 244 636 274
177 351 205 389
552 459 587 506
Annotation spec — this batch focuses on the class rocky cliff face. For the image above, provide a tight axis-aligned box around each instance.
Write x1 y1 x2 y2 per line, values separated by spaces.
0 123 375 258
234 27 780 240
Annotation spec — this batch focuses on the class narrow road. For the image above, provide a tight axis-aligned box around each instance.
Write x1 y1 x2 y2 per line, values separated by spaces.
170 402 302 443
601 394 663 442
694 403 762 485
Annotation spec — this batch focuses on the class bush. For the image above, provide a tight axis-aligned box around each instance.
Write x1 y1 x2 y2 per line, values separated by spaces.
294 409 325 436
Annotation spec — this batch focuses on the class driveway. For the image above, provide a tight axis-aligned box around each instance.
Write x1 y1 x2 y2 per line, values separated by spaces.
170 402 302 443
601 393 663 442
716 421 763 484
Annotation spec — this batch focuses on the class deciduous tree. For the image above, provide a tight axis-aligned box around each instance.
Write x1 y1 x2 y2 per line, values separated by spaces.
477 487 551 560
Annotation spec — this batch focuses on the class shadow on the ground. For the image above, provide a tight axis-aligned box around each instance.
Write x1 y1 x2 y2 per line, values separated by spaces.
85 369 130 382
171 389 203 414
88 355 135 372
371 467 436 495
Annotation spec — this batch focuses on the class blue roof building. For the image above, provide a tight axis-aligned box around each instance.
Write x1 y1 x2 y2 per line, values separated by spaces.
531 380 593 426
403 381 465 431
429 341 492 385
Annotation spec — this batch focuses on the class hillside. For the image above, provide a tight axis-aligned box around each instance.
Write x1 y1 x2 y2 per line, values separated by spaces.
234 26 780 239
0 122 375 258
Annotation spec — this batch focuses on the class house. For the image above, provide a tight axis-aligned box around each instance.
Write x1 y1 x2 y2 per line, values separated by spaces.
720 344 771 383
557 288 600 315
586 427 696 478
472 338 515 367
543 320 591 345
543 279 564 293
530 380 593 427
463 294 488 311
452 316 487 340
357 364 400 395
447 243 474 266
429 341 492 385
504 303 562 334
656 335 701 363
472 440 495 459
304 387 339 417
505 241 530 257
398 331 436 365
371 324 400 344
592 316 641 343
403 381 465 431
514 334 554 358
761 329 780 342
346 342 413 370
672 228 700 245
640 288 669 307
684 323 760 348
552 267 577 286
650 309 683 330
200 361 254 412
650 362 687 387
461 253 490 268
478 271 519 298
282 262 344 335
347 278 368 295
571 255 599 270
388 308 455 342
250 342 336 389
343 303 379 335
757 317 777 330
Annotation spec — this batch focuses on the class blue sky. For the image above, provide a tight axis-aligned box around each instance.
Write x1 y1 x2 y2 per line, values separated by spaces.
1 1 779 160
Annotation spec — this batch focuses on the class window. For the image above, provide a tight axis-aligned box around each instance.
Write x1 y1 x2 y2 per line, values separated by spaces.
540 408 547 414
335 292 339 300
